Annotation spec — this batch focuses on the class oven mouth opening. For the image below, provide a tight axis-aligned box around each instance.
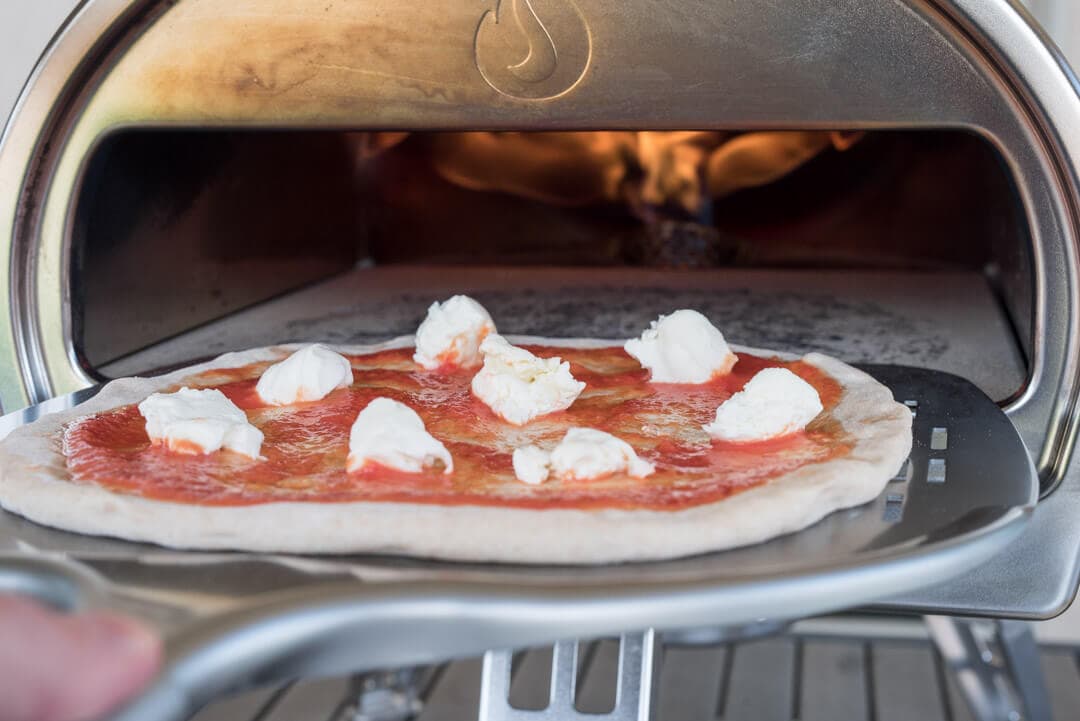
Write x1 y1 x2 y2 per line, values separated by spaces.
69 128 1032 405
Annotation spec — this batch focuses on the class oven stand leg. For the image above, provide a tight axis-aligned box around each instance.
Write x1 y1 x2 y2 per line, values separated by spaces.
996 620 1054 721
924 615 1052 721
478 629 658 721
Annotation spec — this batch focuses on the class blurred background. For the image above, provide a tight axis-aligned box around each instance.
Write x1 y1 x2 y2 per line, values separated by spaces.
1 0 1078 127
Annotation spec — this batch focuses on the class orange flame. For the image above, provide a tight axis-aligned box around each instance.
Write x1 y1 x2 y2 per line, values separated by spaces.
352 130 861 215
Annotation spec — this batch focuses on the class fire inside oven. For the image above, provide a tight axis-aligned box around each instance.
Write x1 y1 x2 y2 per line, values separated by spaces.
69 129 1031 407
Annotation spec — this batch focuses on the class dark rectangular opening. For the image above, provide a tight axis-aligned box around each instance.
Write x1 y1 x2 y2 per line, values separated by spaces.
71 129 1032 402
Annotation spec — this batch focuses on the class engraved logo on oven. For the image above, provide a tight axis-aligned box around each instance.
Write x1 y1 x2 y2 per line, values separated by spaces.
474 0 592 100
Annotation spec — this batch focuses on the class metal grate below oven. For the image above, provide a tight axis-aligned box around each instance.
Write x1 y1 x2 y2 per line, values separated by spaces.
189 622 1080 721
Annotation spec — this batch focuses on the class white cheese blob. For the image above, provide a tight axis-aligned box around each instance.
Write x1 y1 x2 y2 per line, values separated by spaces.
471 334 586 425
138 387 263 459
550 428 656 481
624 309 737 383
512 445 551 485
703 367 824 442
413 295 496 370
512 429 655 484
255 344 353 405
347 397 453 474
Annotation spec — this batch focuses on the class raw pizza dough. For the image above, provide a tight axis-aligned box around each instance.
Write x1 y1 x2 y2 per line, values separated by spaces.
0 336 912 564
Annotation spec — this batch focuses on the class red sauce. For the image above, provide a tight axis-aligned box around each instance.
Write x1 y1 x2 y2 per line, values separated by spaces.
64 347 850 511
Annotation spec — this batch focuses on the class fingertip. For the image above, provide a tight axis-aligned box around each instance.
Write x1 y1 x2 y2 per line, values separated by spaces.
53 612 163 721
0 597 162 721
85 612 163 666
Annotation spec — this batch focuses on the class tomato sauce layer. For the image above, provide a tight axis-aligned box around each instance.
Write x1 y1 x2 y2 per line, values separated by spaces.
65 347 850 511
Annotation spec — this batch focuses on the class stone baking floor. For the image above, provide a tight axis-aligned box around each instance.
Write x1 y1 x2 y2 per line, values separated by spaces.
102 266 1027 404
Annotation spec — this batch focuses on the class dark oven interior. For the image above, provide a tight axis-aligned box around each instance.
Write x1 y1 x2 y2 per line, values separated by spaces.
70 129 1031 404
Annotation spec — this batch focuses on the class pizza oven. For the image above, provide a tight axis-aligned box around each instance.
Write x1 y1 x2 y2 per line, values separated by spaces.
1 0 1080 720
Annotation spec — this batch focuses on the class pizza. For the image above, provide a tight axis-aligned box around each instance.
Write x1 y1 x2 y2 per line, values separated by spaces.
0 301 911 564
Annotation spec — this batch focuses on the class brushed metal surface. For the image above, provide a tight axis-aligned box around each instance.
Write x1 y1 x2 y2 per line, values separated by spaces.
479 632 657 721
479 630 656 721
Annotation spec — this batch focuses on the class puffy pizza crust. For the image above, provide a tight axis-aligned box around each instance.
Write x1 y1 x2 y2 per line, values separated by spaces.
0 337 911 564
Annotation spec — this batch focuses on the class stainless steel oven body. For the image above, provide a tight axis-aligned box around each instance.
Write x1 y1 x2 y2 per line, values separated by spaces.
1 1 1080 717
